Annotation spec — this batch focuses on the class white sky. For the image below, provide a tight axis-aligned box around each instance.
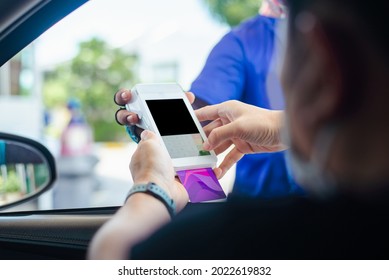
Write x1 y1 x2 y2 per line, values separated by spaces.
35 0 228 68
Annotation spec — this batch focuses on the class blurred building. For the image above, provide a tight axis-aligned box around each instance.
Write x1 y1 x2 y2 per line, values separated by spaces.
0 43 44 141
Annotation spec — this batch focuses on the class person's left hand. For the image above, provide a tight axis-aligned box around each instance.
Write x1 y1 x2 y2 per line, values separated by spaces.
87 129 188 260
130 130 189 212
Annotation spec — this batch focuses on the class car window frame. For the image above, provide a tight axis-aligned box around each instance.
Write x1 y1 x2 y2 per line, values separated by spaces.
0 0 88 67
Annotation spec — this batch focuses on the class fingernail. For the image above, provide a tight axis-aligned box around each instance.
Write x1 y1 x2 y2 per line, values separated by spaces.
141 130 148 140
127 115 134 124
121 91 129 100
203 142 211 150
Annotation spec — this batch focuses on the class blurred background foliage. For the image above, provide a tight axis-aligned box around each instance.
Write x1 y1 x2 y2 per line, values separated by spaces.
0 170 20 193
43 38 139 141
201 0 262 26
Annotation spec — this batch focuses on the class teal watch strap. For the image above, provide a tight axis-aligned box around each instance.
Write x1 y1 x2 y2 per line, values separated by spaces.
125 182 176 217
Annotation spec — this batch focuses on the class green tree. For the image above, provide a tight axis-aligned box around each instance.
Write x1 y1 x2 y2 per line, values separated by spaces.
43 37 139 141
202 0 262 26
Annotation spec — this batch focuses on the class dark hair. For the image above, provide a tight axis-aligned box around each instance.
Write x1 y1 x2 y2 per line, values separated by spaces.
285 0 389 118
286 0 389 60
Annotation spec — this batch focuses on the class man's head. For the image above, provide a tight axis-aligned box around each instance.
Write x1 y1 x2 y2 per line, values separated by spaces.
281 0 389 191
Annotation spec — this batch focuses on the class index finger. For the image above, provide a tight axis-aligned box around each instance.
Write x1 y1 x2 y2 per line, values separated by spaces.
195 104 222 122
114 88 133 106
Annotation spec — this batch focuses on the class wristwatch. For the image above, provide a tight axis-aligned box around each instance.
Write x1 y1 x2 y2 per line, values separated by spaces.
125 182 176 218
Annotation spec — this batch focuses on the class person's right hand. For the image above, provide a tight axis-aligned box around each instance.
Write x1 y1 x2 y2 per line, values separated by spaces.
196 100 286 178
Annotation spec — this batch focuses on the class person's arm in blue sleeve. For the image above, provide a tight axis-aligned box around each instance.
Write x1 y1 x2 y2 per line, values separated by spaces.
190 31 246 109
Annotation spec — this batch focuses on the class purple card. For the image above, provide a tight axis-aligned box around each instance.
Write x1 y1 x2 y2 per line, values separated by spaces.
176 167 226 203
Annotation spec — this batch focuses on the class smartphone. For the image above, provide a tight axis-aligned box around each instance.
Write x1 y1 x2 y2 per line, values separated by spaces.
126 83 226 202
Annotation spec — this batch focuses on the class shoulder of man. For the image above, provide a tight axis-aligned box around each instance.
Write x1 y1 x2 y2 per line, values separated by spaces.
232 14 277 35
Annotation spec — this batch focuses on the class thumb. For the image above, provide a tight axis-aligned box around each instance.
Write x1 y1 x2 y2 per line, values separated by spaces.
140 130 157 141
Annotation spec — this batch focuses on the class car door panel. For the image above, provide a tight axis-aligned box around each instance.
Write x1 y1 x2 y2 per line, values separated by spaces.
0 207 116 259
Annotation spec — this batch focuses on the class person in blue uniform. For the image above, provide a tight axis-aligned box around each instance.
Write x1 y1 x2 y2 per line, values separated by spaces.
190 0 304 197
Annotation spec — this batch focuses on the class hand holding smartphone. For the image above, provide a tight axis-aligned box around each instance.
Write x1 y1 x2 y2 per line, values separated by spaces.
125 83 226 202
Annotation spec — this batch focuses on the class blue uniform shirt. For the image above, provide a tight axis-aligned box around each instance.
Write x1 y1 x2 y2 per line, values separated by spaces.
190 15 304 197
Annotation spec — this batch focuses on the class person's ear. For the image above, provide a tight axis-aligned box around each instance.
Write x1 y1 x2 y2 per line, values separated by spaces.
293 13 344 128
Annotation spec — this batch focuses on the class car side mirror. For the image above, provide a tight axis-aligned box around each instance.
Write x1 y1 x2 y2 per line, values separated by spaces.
0 132 56 210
